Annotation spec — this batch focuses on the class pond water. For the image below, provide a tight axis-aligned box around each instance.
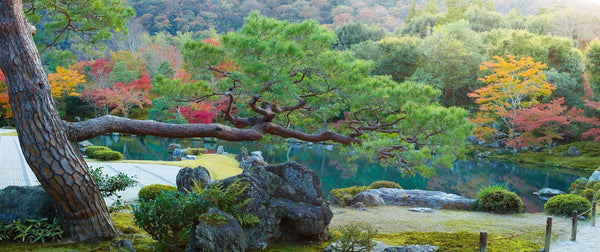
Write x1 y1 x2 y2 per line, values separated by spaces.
88 134 589 213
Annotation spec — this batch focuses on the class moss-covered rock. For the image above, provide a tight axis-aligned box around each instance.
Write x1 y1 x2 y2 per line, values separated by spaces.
368 181 402 189
138 184 177 201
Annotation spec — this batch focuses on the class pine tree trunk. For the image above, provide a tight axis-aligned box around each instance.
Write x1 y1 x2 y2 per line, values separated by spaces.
0 0 118 241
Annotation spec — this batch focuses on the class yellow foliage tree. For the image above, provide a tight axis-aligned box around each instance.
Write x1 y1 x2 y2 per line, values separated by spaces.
468 55 555 143
48 66 86 117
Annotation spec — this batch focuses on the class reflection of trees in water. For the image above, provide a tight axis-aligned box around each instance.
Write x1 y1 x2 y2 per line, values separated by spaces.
87 136 581 212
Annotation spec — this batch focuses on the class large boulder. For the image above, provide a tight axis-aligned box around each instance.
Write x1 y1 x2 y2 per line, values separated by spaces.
567 146 581 157
186 208 248 252
0 186 59 224
533 188 564 200
353 191 385 207
176 166 211 193
366 189 475 210
589 171 600 182
218 162 332 250
238 148 268 170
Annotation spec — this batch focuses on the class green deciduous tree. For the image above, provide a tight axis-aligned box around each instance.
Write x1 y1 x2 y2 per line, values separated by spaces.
585 40 600 97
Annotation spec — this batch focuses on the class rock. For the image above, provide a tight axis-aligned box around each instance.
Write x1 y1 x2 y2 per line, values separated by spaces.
217 146 225 154
353 191 385 207
478 140 485 145
408 207 436 213
589 171 600 182
78 140 93 149
187 208 248 252
122 226 136 234
521 146 529 152
0 186 59 224
567 146 581 157
112 239 136 252
182 155 197 160
384 245 439 252
218 162 332 250
490 142 500 148
173 148 184 158
533 146 544 152
176 166 211 193
578 216 586 220
238 148 268 170
365 189 475 210
168 144 181 152
250 151 264 160
324 145 333 151
533 188 564 200
325 240 386 252
351 202 367 211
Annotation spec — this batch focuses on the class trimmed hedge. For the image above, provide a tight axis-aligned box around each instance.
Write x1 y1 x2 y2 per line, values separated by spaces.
369 181 402 189
330 186 369 206
93 150 124 161
545 194 591 217
477 189 524 214
84 146 111 157
138 184 177 201
183 148 207 156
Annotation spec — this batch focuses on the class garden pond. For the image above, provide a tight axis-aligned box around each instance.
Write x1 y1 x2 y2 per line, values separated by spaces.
89 134 591 213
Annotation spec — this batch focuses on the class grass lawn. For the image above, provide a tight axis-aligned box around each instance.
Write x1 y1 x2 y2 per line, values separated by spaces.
0 131 17 136
86 154 242 180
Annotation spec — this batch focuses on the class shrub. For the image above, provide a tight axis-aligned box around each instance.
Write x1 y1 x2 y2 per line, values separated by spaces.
368 181 402 189
586 181 600 189
545 194 592 217
90 166 137 199
330 186 369 206
583 189 596 201
329 223 378 252
183 148 207 156
84 146 111 157
133 181 257 252
138 184 177 201
93 150 124 161
0 218 62 243
569 178 588 195
475 184 524 214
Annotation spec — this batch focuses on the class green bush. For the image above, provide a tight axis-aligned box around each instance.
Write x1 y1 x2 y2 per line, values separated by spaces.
93 150 124 161
368 181 402 189
475 185 524 214
583 189 596 201
545 194 592 217
0 218 62 243
330 186 369 206
183 148 207 156
90 166 137 200
329 223 378 252
138 184 177 201
569 178 588 195
586 181 600 189
84 146 111 157
133 181 258 251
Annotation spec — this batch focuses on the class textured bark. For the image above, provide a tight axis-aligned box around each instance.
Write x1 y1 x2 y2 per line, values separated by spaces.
0 0 118 241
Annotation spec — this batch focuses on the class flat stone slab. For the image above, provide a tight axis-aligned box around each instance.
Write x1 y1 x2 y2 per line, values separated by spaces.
365 189 475 210
408 207 436 213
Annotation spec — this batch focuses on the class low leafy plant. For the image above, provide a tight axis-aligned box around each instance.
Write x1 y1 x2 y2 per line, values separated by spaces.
545 194 592 217
0 218 63 243
569 178 588 195
84 146 111 157
183 148 207 156
90 166 137 198
330 223 379 252
330 186 369 206
133 181 259 252
368 181 402 189
475 184 524 214
138 184 177 201
93 150 124 161
583 189 596 201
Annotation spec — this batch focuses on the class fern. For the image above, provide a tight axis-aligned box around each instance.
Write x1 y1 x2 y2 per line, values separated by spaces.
235 213 260 227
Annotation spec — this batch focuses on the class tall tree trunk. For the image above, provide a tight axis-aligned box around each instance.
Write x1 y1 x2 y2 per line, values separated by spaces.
0 0 118 241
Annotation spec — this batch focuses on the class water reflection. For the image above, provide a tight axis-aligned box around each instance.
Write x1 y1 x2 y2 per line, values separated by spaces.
88 135 587 213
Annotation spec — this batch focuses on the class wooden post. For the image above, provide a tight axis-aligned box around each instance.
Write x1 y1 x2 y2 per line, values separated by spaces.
544 217 552 252
592 201 596 227
571 210 578 241
479 231 488 252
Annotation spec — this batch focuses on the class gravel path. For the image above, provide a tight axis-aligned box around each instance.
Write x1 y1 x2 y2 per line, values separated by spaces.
551 223 600 252
0 129 181 205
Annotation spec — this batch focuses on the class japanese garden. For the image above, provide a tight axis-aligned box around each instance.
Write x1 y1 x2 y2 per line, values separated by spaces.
1 0 600 251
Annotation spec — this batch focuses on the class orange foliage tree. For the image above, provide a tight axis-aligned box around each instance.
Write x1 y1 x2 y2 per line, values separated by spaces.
48 67 86 118
468 55 555 145
0 69 10 122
